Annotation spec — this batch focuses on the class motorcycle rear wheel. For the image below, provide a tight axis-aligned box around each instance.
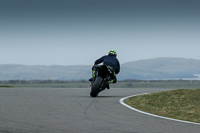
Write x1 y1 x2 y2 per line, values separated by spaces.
90 76 103 97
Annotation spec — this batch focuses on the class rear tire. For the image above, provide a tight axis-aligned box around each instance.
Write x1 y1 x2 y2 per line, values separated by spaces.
90 76 103 97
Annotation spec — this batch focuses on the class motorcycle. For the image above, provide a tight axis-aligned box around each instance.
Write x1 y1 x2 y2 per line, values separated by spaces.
90 65 113 97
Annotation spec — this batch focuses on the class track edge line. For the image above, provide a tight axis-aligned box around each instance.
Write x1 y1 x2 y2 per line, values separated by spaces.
119 93 200 126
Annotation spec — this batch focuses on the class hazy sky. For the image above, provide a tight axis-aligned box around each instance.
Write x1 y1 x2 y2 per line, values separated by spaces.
1 0 200 65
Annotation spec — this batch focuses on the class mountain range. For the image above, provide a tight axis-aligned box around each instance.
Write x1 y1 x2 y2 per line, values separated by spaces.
1 57 200 80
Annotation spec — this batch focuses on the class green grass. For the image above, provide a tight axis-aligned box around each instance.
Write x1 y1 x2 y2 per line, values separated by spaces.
2 82 90 88
125 89 200 123
1 80 200 88
113 80 200 89
0 85 12 87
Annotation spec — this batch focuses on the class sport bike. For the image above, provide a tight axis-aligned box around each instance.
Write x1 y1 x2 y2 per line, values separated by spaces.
90 65 113 97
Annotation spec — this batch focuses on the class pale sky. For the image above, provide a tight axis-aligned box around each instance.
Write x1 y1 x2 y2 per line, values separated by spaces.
1 0 200 66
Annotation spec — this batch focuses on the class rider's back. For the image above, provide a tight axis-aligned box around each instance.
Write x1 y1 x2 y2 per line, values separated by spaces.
94 55 120 74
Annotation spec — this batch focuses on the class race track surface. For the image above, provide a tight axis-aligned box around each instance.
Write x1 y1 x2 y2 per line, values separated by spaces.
0 87 199 133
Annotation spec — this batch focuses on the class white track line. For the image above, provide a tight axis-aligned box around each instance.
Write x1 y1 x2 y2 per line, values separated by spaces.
119 93 200 126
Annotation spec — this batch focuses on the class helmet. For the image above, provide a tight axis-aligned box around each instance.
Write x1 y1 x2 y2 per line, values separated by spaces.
108 50 117 57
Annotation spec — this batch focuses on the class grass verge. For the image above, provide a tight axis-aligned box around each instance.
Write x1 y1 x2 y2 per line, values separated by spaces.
2 80 200 88
125 89 200 123
0 85 12 87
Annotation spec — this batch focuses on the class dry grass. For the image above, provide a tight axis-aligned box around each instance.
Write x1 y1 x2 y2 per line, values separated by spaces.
125 89 200 123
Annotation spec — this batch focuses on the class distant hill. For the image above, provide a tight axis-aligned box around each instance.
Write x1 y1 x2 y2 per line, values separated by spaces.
1 58 200 80
121 57 200 80
0 65 91 80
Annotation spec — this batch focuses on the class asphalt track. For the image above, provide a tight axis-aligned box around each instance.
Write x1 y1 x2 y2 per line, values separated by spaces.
0 87 199 133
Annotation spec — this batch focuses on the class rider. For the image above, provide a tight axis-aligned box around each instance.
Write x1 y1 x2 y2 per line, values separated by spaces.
89 50 120 89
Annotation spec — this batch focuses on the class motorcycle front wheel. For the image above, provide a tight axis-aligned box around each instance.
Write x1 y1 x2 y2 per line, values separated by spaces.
90 76 103 97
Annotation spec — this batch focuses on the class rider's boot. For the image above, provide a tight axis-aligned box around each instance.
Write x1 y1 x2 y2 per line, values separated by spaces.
89 70 96 82
106 79 117 89
105 81 110 89
88 77 94 82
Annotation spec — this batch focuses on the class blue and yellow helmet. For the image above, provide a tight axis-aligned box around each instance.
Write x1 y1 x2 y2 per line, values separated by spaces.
108 50 117 57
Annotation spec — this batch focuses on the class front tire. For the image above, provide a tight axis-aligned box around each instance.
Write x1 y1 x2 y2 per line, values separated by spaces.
90 76 103 97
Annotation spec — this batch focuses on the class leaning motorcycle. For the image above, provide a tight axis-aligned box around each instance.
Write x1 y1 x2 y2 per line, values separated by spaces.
90 65 113 97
